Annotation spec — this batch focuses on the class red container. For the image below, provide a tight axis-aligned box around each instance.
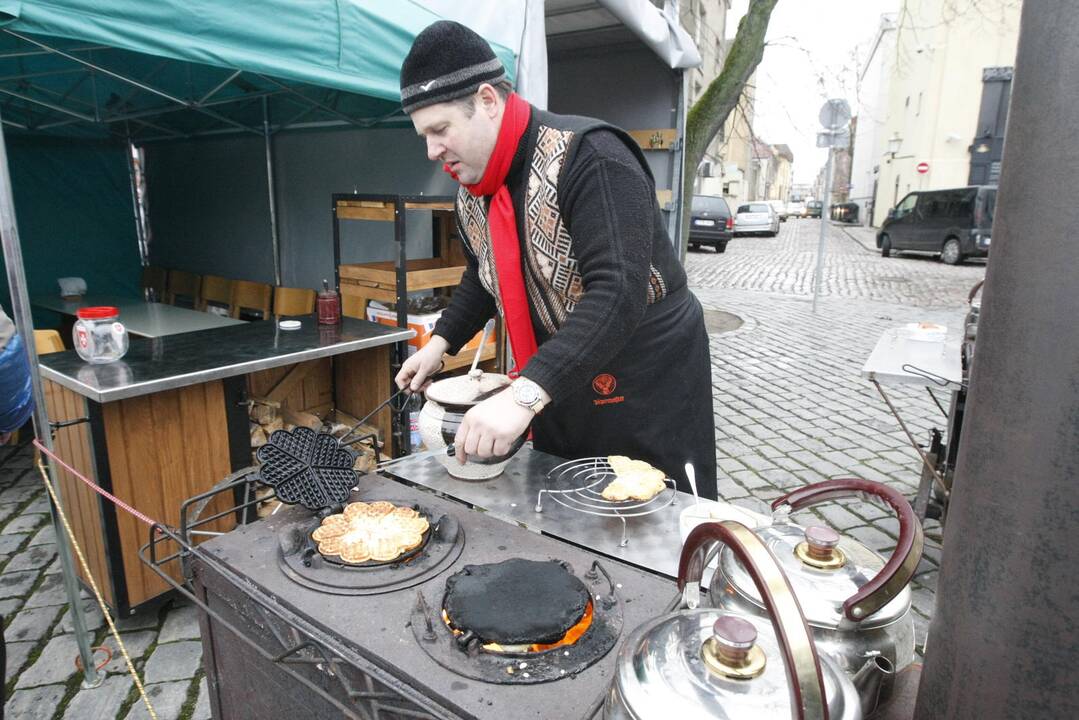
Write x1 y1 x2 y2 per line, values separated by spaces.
317 287 340 325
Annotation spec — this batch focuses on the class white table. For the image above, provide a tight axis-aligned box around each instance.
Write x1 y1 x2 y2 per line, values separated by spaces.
33 294 245 338
862 326 964 524
862 326 962 389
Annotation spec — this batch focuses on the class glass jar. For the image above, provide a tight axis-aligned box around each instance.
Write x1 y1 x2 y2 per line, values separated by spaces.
73 306 129 363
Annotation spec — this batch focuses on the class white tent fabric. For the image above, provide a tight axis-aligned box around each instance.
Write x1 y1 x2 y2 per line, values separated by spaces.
598 0 702 69
414 0 549 108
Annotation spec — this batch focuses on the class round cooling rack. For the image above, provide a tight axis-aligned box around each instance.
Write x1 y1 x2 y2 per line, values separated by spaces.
535 457 676 547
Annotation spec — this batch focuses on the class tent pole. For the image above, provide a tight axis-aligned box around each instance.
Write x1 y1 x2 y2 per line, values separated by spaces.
0 113 103 688
263 97 281 286
125 136 150 273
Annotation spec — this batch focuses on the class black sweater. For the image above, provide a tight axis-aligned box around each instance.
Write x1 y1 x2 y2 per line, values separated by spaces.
433 117 687 404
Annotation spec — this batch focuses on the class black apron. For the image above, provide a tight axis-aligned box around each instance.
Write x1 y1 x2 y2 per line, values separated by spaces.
532 287 718 499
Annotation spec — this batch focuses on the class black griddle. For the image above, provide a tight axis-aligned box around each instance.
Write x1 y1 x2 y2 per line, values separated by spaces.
442 559 589 645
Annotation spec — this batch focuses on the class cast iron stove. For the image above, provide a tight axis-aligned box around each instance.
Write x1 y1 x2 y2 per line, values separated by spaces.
182 472 676 720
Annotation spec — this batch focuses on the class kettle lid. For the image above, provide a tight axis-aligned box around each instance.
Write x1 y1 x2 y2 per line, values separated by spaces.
719 523 911 629
424 371 510 407
613 609 860 719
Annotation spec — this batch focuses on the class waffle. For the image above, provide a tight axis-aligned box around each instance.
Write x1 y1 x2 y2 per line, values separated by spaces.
311 501 430 563
601 455 667 502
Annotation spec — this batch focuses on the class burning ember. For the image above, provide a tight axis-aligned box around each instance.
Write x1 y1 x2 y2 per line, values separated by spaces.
442 600 594 653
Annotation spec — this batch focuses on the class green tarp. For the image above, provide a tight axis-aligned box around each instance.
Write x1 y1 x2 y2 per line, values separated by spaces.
0 0 515 101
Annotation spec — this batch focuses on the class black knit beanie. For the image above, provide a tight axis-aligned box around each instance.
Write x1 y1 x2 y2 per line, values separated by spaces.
400 20 508 114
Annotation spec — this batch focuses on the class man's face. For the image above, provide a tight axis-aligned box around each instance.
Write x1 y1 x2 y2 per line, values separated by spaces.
411 90 501 185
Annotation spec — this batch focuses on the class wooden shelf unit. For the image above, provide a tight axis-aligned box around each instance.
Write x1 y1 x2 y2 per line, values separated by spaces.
333 194 502 456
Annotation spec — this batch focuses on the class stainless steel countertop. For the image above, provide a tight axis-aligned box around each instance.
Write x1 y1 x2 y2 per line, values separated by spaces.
32 294 245 337
383 445 771 580
39 316 413 403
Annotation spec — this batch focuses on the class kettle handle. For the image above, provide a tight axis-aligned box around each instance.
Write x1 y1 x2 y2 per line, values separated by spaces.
678 521 829 720
771 478 925 622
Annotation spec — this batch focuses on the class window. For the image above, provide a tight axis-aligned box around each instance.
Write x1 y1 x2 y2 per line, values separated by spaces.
895 193 917 217
738 203 771 214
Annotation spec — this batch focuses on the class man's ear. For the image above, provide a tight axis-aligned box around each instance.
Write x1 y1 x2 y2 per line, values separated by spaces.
476 84 501 119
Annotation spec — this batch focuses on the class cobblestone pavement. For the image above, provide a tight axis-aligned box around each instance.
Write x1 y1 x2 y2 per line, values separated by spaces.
0 445 209 719
687 218 987 307
0 219 985 717
694 219 986 655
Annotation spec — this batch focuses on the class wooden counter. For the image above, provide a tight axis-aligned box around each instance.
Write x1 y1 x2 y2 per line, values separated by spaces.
38 316 411 615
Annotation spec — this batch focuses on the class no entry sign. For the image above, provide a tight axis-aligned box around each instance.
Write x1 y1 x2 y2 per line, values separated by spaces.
916 161 930 174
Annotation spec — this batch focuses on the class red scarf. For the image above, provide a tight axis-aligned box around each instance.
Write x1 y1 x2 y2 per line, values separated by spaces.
444 93 537 374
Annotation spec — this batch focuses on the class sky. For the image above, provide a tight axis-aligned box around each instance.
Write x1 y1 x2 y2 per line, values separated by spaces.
727 0 901 185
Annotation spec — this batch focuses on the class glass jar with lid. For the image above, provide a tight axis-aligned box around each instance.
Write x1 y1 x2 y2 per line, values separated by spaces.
72 306 129 363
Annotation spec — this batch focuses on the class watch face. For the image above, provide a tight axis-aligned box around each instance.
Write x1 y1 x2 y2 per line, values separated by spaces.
515 383 540 405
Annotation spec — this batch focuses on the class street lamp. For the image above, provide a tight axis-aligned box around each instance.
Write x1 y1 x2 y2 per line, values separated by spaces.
887 133 902 159
886 133 914 162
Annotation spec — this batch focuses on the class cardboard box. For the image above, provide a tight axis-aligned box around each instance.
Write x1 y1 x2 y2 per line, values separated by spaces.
365 305 493 356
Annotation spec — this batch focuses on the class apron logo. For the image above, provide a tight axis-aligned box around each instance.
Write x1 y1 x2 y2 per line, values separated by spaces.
592 373 617 396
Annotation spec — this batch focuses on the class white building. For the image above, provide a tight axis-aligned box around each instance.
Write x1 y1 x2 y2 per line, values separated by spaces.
849 14 898 226
872 0 1020 226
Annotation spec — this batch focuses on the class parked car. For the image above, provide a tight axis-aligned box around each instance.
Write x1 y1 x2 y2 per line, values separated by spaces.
787 200 806 218
768 200 789 222
876 185 996 264
830 202 859 223
805 200 823 218
688 194 734 252
733 202 780 237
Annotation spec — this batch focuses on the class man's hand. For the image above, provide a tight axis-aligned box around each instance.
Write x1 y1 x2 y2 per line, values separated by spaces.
455 387 533 463
395 336 450 392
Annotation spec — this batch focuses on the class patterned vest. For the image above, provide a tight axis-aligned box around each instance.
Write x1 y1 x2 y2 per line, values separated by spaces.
454 110 670 336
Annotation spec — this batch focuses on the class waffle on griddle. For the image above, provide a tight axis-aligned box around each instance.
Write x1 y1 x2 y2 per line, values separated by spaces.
311 501 430 563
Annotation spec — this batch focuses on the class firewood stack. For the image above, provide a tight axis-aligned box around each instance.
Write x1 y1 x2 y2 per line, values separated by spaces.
248 398 382 517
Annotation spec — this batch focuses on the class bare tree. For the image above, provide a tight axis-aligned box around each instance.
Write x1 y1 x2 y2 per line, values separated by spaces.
680 0 779 256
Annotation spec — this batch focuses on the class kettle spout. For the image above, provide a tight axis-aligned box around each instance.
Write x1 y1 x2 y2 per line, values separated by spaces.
852 654 896 717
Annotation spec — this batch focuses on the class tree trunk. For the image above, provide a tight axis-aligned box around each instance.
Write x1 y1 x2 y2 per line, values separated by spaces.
679 0 778 259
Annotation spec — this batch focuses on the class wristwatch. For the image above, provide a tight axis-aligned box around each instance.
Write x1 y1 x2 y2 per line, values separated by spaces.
511 377 547 414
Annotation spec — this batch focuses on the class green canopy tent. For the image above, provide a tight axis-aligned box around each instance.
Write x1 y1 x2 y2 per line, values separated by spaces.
0 0 515 307
0 0 514 688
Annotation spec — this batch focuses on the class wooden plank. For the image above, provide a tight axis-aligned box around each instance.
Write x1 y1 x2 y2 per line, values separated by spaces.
338 284 397 305
627 128 678 151
44 381 113 606
103 382 234 607
442 343 497 372
405 266 466 291
336 204 397 221
265 361 318 404
404 201 454 211
334 345 393 450
338 257 451 284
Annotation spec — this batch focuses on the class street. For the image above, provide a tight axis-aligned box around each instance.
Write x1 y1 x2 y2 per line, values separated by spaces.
691 218 986 654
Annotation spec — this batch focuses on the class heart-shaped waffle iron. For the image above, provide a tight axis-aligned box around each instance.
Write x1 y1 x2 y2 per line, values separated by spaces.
255 426 357 510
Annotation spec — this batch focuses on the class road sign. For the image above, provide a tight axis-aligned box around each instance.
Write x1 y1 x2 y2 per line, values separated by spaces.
818 99 851 130
917 162 930 174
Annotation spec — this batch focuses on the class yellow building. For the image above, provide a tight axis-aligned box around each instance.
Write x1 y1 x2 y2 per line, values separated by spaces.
873 0 1021 226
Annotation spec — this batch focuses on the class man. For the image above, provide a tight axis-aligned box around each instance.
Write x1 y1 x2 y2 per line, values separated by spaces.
395 21 717 498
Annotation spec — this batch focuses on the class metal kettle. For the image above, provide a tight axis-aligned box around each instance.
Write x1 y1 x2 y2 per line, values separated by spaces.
707 479 923 714
605 521 862 720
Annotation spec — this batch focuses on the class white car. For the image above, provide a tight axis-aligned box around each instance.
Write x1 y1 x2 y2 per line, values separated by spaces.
787 200 806 218
733 202 781 237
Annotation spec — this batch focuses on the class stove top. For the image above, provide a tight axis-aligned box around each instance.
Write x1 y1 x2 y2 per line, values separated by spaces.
191 473 677 720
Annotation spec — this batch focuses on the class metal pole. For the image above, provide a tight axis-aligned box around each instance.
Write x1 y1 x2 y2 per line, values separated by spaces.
669 67 688 261
913 2 1079 717
0 110 102 687
263 97 281 287
811 145 834 313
